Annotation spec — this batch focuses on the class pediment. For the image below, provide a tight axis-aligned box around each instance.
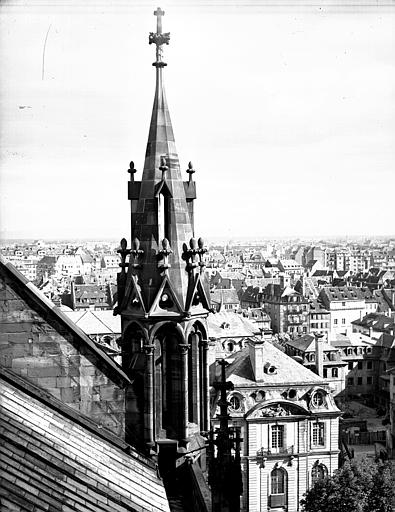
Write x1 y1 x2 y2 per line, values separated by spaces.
185 273 211 314
121 275 147 316
246 400 310 419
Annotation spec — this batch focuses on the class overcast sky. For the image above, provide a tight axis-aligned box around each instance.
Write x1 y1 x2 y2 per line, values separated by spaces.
0 0 394 241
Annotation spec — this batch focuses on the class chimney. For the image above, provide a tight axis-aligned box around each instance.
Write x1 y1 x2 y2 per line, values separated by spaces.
248 338 266 382
70 281 76 310
314 333 324 378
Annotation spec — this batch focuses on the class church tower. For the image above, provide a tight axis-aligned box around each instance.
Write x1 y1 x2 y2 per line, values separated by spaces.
116 8 211 454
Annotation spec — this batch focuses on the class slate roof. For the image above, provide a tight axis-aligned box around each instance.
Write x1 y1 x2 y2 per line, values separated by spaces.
244 308 271 322
312 270 334 277
0 366 170 512
331 333 373 347
64 309 122 335
309 299 329 314
224 342 324 387
210 288 240 305
207 311 260 338
352 312 395 332
37 255 57 265
286 334 336 353
320 286 366 302
374 332 395 349
80 253 94 264
279 259 302 268
240 285 264 303
74 284 108 301
305 259 317 270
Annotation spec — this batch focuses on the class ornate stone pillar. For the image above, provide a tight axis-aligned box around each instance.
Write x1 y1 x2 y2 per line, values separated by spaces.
143 344 155 450
178 343 190 440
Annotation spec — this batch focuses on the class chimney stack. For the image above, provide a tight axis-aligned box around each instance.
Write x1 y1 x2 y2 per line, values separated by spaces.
248 338 266 382
314 333 324 378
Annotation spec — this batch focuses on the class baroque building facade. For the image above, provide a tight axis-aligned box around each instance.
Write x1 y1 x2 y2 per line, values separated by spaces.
211 338 341 511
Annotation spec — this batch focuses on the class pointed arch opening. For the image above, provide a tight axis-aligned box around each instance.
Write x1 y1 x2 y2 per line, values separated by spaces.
122 322 147 448
157 189 171 244
153 323 184 440
187 321 209 431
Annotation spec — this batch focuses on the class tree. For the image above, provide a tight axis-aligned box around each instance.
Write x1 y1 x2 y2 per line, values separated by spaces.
301 458 395 512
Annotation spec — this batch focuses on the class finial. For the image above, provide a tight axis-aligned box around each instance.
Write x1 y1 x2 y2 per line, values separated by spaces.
117 238 131 275
186 161 195 182
159 156 169 179
132 237 140 251
128 161 137 182
120 238 127 251
162 238 171 252
157 238 172 274
149 7 170 68
130 237 144 269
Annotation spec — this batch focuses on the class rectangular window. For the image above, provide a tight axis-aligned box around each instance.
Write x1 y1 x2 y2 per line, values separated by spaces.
323 368 328 378
334 319 338 325
348 377 354 385
271 425 284 450
342 318 346 325
332 368 338 377
367 361 373 370
348 362 353 370
311 422 325 447
357 377 362 385
367 376 372 385
357 361 363 370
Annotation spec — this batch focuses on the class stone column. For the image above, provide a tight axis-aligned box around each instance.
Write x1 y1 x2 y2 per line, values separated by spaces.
143 344 155 451
178 343 190 440
201 339 210 431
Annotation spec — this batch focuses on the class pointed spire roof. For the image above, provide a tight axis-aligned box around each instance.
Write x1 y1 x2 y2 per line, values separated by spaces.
143 7 181 184
125 8 197 311
143 66 180 182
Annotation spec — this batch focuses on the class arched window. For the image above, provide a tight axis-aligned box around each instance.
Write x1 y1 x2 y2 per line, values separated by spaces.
270 468 287 507
271 468 285 494
312 463 328 484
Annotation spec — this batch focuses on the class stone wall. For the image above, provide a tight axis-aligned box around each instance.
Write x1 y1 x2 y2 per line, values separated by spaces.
0 270 126 437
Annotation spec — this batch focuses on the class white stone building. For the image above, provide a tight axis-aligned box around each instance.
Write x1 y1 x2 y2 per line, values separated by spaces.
211 338 341 511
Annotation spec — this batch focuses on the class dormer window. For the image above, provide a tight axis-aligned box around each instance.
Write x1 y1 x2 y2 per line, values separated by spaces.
229 395 241 411
311 390 325 408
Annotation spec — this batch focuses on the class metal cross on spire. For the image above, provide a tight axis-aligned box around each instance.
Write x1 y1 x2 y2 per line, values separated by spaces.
149 7 170 68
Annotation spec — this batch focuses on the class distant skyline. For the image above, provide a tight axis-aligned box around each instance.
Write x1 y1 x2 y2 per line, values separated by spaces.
1 0 394 240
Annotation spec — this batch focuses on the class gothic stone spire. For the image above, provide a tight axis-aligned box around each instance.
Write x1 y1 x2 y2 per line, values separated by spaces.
118 7 211 454
124 8 206 314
